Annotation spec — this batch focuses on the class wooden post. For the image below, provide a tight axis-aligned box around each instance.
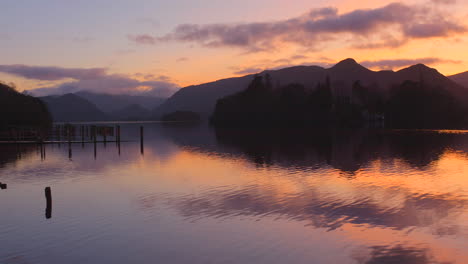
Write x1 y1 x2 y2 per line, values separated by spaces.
140 126 144 155
40 143 44 161
45 187 52 219
81 126 85 147
57 125 61 144
67 126 71 146
93 126 97 144
116 125 121 143
103 127 107 146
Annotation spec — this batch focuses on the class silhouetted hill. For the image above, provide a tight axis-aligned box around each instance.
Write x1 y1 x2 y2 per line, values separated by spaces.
40 94 109 122
0 82 52 129
449 71 468 89
211 73 467 128
110 104 151 121
154 59 468 119
75 91 165 113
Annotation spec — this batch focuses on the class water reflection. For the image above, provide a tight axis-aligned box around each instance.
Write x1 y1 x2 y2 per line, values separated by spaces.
163 126 468 172
0 124 467 264
352 245 439 264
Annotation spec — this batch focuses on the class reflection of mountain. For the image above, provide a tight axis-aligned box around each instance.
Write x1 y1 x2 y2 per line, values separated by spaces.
161 126 468 172
160 184 466 231
154 59 468 118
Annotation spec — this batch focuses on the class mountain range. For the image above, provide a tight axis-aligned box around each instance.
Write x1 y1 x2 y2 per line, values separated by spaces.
449 71 468 89
154 59 468 119
30 59 468 123
39 91 164 122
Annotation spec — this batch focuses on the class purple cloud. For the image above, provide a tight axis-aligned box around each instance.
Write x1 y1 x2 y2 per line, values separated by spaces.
128 34 157 45
431 0 456 4
0 65 106 81
233 67 263 75
0 64 180 97
176 57 189 62
27 74 179 97
129 2 466 52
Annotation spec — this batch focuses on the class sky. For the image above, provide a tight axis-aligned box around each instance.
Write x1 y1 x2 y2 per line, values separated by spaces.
1 0 467 97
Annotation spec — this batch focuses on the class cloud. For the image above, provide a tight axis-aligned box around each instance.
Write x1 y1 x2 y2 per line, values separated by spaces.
233 67 263 75
0 65 106 81
128 34 157 45
27 75 179 97
73 36 94 43
361 58 462 69
0 64 180 97
176 57 189 62
431 0 456 4
130 2 467 52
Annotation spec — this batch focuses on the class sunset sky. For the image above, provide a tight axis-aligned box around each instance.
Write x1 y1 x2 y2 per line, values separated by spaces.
1 0 467 96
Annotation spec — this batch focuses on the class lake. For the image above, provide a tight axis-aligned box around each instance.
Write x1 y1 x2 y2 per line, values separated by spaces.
1 123 468 264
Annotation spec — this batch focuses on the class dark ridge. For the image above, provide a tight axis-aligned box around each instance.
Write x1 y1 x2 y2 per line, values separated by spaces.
0 82 52 130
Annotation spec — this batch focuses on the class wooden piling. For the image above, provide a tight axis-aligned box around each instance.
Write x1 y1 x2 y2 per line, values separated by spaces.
116 125 121 143
45 187 52 219
140 126 144 155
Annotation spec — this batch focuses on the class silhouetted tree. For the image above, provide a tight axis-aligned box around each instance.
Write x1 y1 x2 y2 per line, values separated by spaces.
386 81 466 128
211 75 467 128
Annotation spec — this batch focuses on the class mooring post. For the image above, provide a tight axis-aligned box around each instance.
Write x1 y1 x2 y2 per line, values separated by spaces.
40 142 44 161
67 126 71 146
103 127 107 146
116 125 121 143
93 126 97 144
45 187 52 219
94 140 97 160
140 126 144 155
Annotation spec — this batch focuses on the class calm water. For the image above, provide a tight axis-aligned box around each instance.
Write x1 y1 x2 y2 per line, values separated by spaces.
1 123 468 264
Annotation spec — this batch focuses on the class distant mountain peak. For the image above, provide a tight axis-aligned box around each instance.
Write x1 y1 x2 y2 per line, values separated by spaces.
398 63 438 75
335 58 358 66
331 58 366 71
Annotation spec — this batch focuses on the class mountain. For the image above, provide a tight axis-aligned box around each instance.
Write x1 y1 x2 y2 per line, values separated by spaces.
40 94 109 122
154 59 468 119
0 82 52 129
110 104 151 121
449 71 468 88
75 91 165 113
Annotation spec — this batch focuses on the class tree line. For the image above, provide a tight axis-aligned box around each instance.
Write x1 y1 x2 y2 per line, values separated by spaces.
211 75 467 128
